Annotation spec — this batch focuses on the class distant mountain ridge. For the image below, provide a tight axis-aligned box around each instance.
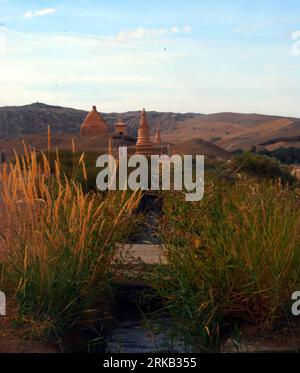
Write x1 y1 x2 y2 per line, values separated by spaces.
0 102 200 137
1 103 300 151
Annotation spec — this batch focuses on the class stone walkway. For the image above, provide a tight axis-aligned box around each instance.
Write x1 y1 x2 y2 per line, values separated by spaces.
120 244 167 265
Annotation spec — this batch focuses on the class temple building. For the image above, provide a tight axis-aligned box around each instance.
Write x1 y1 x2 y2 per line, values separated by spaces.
80 106 109 137
134 109 169 156
135 109 154 155
115 119 128 138
80 105 169 156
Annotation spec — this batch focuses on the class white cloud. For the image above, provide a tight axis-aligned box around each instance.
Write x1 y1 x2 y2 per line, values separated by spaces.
5 23 192 54
116 25 192 42
24 8 57 19
117 28 167 42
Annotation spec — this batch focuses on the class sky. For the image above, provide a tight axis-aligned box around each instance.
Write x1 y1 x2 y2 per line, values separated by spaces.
1 0 300 116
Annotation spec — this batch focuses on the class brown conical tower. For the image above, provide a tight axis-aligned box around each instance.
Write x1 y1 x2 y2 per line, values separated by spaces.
135 109 153 154
80 106 109 137
154 126 162 144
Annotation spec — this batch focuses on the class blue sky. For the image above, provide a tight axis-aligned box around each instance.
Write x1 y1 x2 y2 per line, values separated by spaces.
1 0 300 116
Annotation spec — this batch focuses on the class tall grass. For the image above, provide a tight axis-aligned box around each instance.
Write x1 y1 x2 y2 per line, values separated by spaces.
38 150 101 192
0 147 141 339
156 178 300 351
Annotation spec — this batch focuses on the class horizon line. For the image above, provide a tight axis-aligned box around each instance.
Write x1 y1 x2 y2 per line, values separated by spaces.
0 101 299 119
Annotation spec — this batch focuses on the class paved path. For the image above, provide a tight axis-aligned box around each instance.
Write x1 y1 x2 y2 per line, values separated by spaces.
118 244 167 265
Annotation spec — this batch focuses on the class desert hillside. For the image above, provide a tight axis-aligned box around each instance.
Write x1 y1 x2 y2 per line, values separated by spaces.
1 103 300 152
173 138 230 159
164 113 300 151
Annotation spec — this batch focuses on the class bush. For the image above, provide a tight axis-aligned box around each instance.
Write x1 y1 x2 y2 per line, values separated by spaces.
230 152 296 184
0 148 141 339
154 179 300 351
258 147 300 165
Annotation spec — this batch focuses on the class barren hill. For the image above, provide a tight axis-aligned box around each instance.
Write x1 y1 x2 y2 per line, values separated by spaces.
173 138 230 159
164 112 300 151
1 103 300 153
0 102 199 138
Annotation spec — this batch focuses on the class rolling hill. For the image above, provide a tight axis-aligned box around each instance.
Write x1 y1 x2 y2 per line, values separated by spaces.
163 113 300 151
1 103 300 155
0 102 199 138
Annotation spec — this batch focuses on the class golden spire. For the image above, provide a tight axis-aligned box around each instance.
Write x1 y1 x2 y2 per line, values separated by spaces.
140 108 148 128
136 109 153 149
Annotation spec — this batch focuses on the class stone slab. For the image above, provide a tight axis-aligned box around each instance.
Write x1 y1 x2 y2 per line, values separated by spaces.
117 244 167 265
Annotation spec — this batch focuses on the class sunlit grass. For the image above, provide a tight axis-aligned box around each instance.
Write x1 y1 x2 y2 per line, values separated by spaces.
155 178 300 351
0 146 141 340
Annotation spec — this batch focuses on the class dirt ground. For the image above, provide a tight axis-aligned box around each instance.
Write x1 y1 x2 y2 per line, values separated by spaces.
0 300 59 353
222 319 300 353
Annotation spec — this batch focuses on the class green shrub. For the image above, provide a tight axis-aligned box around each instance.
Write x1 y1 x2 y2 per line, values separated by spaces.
154 179 300 351
230 152 296 184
